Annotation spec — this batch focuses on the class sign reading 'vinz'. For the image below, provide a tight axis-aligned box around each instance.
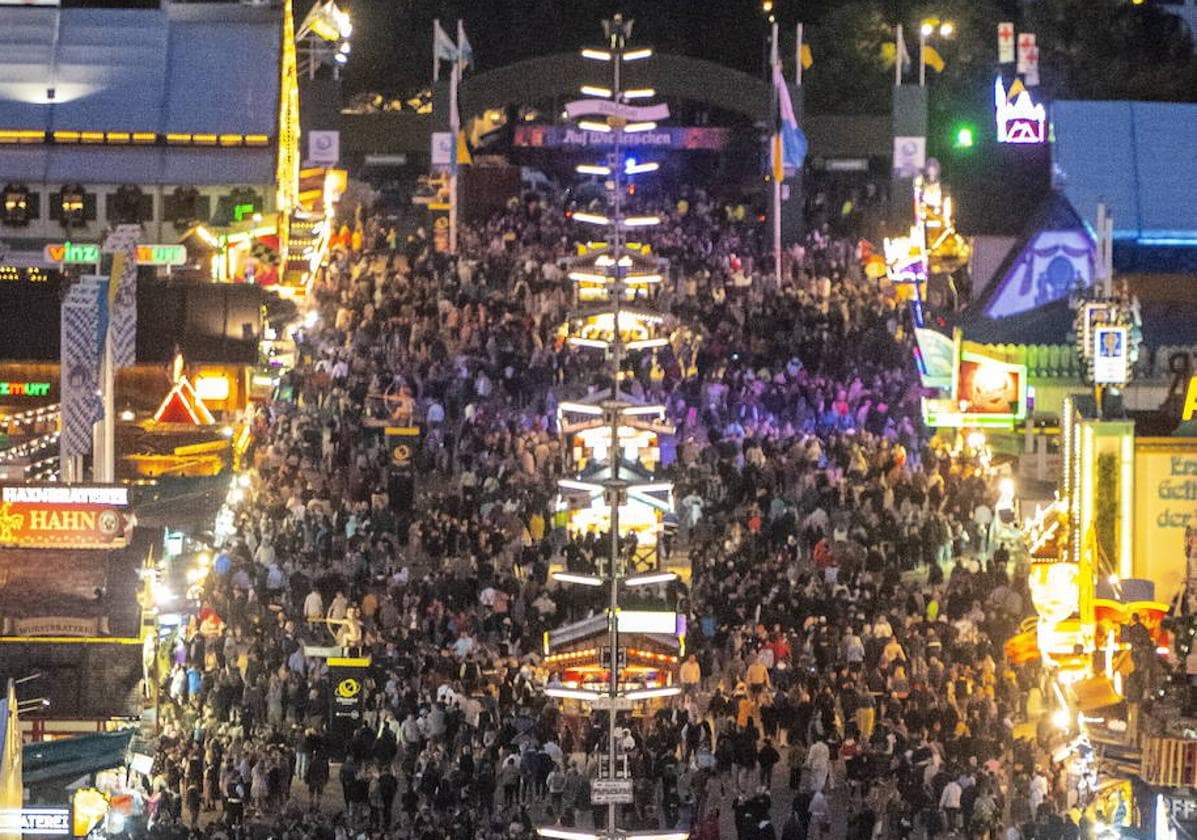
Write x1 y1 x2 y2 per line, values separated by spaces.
42 242 186 266
0 484 131 549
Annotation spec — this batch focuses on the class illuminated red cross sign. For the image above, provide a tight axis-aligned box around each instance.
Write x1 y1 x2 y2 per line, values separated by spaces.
998 24 1014 42
1018 33 1035 50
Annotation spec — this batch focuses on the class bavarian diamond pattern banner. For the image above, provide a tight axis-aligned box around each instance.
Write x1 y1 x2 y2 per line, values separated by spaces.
103 225 140 368
59 280 103 458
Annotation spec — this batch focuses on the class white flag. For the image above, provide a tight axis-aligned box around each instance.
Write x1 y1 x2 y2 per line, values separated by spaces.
1017 33 1038 76
997 22 1015 64
458 27 474 69
434 20 458 63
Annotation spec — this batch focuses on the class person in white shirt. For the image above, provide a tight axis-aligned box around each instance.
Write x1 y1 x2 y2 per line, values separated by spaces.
303 588 324 623
1029 769 1049 819
940 777 963 830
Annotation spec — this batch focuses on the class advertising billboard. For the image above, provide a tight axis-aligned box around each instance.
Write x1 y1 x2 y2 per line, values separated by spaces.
0 484 131 549
1134 440 1197 603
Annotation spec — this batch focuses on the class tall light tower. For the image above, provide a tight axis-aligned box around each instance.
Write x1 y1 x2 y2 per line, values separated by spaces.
538 15 688 840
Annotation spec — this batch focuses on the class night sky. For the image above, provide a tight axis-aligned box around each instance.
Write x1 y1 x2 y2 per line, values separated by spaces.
327 0 842 97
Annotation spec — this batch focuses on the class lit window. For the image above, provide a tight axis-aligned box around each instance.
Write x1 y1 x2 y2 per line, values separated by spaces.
2 184 30 226
59 186 86 227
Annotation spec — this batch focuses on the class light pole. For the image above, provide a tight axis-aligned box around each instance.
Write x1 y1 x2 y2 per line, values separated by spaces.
918 18 954 87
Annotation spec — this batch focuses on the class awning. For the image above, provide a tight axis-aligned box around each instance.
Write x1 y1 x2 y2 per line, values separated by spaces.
23 730 135 786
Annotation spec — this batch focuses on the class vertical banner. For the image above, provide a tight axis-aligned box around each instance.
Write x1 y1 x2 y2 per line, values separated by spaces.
1017 33 1039 86
59 281 103 458
327 657 368 759
998 22 1015 64
102 225 140 369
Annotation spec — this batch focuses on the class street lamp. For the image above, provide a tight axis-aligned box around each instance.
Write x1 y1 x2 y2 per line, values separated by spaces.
918 17 955 86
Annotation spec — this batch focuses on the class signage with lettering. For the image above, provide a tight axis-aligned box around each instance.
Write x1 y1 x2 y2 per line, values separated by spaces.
42 243 185 267
327 657 369 759
0 484 131 549
43 242 99 265
514 125 729 150
1183 376 1197 421
563 99 670 122
134 244 186 266
591 778 634 804
2 616 109 637
1134 443 1197 604
20 808 70 836
0 381 51 397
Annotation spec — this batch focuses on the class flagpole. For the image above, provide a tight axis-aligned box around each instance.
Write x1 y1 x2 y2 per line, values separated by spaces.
895 23 903 86
96 314 115 483
771 20 782 290
919 26 926 87
432 19 440 83
795 23 804 87
448 19 462 254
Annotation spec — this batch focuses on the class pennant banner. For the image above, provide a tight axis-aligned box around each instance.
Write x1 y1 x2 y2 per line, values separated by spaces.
59 281 103 458
103 225 140 369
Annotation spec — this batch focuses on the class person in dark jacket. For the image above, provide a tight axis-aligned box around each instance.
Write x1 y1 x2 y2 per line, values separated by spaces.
758 739 781 786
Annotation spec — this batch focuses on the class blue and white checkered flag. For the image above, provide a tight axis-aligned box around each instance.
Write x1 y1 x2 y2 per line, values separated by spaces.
103 225 139 369
59 280 103 458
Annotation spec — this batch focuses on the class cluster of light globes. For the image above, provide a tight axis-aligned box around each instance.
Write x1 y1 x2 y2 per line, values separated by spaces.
0 431 59 464
0 403 61 429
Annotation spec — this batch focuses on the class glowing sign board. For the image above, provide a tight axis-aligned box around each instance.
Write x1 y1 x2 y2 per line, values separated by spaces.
921 334 1028 429
0 484 131 549
1183 377 1197 422
0 381 51 397
1093 326 1129 385
42 243 185 266
995 77 1046 144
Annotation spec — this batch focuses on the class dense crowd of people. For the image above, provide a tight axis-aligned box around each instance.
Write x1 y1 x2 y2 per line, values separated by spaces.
128 178 1085 840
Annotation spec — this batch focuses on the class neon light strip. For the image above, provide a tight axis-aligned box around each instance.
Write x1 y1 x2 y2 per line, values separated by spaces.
0 130 274 147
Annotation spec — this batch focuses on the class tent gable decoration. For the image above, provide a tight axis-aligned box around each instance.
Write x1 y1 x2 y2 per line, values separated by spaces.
970 193 1097 321
153 355 215 426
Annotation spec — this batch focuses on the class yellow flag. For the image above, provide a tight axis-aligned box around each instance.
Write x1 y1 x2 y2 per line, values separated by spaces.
880 42 897 65
455 129 472 166
772 133 784 183
800 44 813 70
0 681 20 840
923 45 946 73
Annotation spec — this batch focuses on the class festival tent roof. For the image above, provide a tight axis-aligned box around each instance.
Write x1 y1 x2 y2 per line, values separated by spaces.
957 288 1195 349
0 4 279 186
1053 100 1197 245
23 729 134 786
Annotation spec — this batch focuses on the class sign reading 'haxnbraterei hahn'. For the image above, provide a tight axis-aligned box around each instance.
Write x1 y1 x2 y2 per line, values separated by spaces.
0 484 131 549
